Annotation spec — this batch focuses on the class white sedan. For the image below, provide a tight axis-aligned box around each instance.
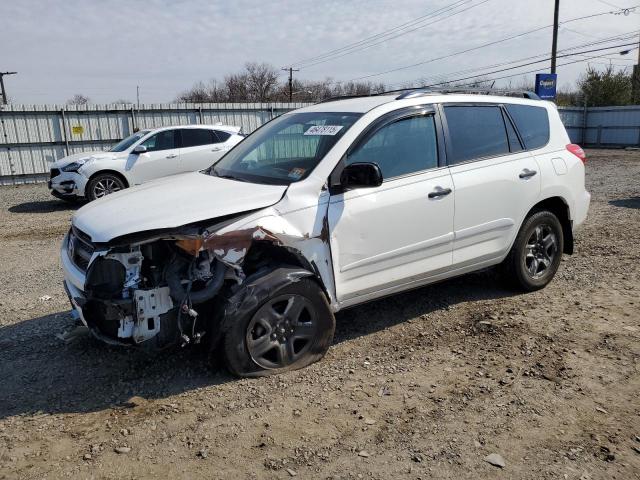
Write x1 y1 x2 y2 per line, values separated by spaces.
48 124 244 201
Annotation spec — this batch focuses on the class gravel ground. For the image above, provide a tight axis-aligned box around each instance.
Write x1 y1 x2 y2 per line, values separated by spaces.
0 149 638 480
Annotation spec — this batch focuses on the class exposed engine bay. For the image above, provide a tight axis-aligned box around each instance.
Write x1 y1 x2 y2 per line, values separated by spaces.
65 213 331 351
78 237 226 349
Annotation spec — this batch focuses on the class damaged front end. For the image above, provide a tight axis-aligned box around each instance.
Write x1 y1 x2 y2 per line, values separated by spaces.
62 210 333 351
65 224 229 349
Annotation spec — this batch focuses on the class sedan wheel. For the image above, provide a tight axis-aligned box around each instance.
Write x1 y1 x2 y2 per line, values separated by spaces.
87 174 126 201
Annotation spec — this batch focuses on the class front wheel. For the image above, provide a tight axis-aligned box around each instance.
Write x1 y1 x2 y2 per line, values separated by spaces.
222 276 335 377
501 210 564 292
86 173 126 201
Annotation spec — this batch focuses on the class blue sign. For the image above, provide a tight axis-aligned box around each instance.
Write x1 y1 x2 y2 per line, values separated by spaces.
535 73 558 100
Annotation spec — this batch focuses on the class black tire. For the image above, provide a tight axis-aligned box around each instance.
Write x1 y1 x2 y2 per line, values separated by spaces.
501 210 564 292
222 276 335 377
86 173 126 201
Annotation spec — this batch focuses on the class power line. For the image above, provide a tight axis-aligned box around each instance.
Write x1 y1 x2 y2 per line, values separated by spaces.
347 6 639 82
597 0 640 13
292 0 492 69
384 31 639 89
419 42 637 88
290 0 475 67
456 49 637 87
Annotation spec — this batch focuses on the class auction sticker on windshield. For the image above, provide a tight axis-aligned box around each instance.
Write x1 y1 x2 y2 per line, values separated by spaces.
304 125 344 136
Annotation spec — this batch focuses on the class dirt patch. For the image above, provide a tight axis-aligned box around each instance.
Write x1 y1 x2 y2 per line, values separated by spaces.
0 149 638 479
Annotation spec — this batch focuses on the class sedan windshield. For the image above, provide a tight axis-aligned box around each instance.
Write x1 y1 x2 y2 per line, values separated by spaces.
109 130 151 152
209 112 362 185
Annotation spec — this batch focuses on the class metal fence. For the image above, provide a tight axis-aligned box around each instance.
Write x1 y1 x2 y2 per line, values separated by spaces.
0 102 310 185
558 105 640 147
1 102 639 185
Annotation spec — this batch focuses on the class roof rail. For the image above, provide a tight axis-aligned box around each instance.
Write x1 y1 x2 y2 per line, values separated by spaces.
314 87 540 105
394 87 540 100
316 93 384 104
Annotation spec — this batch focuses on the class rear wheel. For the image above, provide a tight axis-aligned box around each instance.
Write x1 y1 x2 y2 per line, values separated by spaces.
502 210 564 291
222 277 335 377
87 173 126 201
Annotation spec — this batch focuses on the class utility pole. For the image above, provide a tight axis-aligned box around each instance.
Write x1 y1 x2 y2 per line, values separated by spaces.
281 67 299 103
0 71 17 105
550 0 560 74
136 85 140 109
632 33 640 103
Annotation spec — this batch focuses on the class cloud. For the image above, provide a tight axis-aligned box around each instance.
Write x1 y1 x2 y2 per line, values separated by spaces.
1 0 637 103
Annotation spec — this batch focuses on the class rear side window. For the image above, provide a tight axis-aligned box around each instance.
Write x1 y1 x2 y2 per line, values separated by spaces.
181 128 216 148
214 130 232 142
347 115 438 179
505 104 550 150
444 106 509 164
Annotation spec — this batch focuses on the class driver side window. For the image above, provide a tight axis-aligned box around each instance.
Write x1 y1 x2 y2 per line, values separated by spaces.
140 130 177 152
347 115 438 179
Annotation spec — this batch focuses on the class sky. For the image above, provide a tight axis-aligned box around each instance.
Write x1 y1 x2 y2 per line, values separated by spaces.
1 0 638 104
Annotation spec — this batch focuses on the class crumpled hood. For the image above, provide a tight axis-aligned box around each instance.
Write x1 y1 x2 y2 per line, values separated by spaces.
73 172 287 242
52 151 118 168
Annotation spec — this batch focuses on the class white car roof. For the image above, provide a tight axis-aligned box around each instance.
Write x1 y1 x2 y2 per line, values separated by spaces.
295 92 552 114
150 124 241 134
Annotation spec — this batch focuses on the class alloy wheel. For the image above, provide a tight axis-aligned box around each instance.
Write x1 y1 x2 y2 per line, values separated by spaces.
523 224 558 279
246 294 318 370
93 177 122 198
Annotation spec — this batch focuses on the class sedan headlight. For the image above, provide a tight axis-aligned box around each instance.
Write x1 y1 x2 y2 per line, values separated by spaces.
61 159 88 172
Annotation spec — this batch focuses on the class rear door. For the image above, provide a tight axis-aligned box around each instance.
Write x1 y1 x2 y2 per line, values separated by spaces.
179 128 222 172
443 104 541 266
127 129 180 184
328 106 455 303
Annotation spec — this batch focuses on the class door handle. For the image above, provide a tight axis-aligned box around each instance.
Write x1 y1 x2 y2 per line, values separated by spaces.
211 147 221 152
428 187 452 199
519 169 537 179
166 154 178 159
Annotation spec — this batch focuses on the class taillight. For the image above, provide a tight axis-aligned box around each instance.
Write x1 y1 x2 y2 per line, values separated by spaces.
566 144 586 163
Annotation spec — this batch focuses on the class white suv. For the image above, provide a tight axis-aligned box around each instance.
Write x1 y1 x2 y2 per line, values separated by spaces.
48 124 244 201
60 91 590 377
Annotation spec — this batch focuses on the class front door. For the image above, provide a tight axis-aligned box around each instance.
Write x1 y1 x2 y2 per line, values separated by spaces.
127 129 180 184
328 108 455 303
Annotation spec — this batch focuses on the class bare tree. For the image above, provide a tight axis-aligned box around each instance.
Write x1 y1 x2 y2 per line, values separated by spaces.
224 73 249 102
176 79 228 103
174 63 386 103
245 62 279 102
66 94 90 105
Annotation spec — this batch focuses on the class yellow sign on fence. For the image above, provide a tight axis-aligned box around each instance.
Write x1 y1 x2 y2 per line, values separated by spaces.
72 125 84 135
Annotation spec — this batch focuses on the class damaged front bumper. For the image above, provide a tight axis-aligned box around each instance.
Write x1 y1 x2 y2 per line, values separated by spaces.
49 171 88 199
61 232 198 349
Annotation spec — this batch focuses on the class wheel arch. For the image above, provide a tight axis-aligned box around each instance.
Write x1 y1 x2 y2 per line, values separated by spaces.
526 196 573 255
88 170 130 189
242 241 332 302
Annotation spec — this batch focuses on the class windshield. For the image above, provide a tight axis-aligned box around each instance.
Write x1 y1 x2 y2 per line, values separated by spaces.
109 130 151 152
209 112 362 185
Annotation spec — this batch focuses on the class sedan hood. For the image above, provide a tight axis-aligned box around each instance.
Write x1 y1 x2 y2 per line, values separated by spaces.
52 151 117 168
73 172 287 243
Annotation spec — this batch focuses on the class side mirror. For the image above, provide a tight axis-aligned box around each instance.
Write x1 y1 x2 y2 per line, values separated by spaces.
340 162 383 189
133 145 147 154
